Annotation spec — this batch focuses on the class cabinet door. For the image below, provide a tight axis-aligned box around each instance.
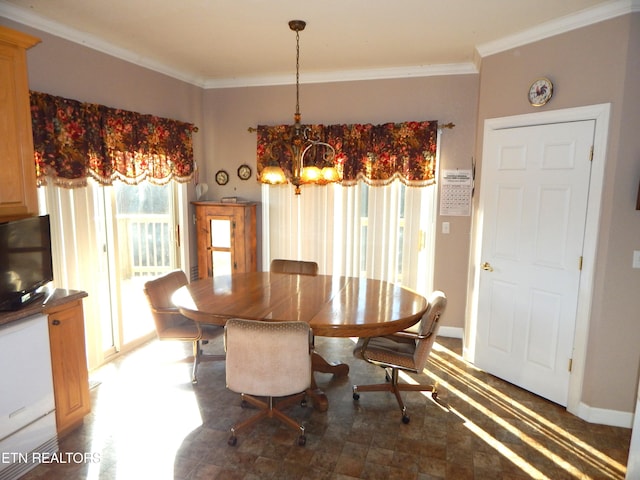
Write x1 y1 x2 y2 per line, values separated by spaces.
0 28 40 220
47 300 91 436
206 214 235 277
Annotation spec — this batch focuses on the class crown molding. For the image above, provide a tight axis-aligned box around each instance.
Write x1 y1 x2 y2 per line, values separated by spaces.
202 63 478 89
0 2 476 88
0 2 209 87
2 0 638 88
476 0 640 58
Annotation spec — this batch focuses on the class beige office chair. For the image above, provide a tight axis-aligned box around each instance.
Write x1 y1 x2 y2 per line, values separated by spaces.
143 270 224 384
352 290 447 423
224 318 313 446
270 259 319 275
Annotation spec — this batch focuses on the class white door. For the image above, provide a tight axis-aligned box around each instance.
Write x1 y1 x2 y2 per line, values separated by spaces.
475 120 595 406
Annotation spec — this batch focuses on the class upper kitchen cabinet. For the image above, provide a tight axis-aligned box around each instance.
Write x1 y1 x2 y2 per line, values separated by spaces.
0 26 40 222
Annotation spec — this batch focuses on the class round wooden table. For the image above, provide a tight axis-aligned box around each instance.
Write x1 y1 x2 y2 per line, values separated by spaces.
172 271 428 410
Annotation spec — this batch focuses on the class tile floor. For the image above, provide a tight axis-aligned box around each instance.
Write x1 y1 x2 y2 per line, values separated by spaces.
21 336 631 479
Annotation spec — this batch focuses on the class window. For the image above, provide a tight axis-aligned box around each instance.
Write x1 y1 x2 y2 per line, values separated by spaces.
39 179 185 369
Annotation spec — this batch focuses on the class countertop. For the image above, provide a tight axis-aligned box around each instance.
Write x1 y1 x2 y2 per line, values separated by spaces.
0 288 88 327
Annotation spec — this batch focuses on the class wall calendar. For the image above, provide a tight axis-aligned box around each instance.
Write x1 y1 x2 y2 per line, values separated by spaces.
440 169 473 216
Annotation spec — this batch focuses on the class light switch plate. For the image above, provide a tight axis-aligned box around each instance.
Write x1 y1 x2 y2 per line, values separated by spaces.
633 250 640 269
442 222 450 234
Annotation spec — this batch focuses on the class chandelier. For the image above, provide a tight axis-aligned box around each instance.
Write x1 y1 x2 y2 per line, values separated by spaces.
258 20 341 195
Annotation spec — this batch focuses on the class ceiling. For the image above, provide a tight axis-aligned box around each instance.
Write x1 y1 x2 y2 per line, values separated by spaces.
0 0 634 88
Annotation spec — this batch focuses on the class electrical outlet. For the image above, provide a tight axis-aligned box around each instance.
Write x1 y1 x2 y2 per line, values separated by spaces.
633 250 640 269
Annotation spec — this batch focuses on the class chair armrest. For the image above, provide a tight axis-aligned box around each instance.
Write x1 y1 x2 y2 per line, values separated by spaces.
391 330 432 341
151 306 180 315
151 306 204 339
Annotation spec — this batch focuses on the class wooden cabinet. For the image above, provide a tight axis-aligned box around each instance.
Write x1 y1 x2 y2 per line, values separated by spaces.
193 202 257 278
45 297 91 436
0 26 40 222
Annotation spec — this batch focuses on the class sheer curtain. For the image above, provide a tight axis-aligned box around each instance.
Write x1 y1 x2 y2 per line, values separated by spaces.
262 179 437 296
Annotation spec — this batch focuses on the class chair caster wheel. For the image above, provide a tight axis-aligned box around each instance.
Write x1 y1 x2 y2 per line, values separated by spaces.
298 435 306 446
432 391 438 400
353 392 360 401
301 399 307 407
228 436 237 446
402 415 410 424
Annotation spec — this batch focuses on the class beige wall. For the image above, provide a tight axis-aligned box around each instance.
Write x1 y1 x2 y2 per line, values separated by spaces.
473 13 640 413
2 11 638 416
0 17 205 219
0 19 205 153
202 76 479 330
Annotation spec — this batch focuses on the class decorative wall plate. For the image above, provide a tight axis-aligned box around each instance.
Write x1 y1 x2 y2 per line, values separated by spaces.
215 169 229 185
528 77 553 106
237 164 252 180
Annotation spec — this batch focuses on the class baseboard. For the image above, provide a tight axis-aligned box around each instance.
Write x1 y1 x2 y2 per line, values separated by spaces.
436 327 634 429
571 401 634 428
437 326 464 339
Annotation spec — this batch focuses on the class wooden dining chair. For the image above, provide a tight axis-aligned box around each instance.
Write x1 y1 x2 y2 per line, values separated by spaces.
224 318 313 446
143 270 225 384
270 259 319 275
352 290 447 423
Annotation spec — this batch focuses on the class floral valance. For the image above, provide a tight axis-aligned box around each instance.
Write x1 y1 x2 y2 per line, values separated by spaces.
30 91 197 188
256 121 438 187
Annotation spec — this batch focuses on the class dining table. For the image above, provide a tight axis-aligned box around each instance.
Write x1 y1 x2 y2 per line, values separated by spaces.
172 271 428 411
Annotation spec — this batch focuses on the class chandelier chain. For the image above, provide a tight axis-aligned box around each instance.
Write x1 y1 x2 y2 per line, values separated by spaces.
256 19 340 194
295 29 300 116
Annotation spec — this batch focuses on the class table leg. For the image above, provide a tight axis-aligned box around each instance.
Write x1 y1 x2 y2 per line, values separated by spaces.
312 351 350 377
306 352 350 412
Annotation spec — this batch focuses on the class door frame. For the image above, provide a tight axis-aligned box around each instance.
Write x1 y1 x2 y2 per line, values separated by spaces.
470 103 610 419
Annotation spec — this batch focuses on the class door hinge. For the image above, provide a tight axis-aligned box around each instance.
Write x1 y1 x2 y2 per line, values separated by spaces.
578 256 583 270
589 146 594 162
568 358 573 372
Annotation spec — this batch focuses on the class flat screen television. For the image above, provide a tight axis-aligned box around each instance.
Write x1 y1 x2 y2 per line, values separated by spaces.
0 215 54 311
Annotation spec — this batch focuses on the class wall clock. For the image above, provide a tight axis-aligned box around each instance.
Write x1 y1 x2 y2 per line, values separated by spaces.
215 169 229 185
237 164 252 180
528 77 553 106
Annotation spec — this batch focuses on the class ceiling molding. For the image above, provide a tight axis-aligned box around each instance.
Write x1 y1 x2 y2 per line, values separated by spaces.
202 63 478 89
0 2 209 87
0 2 477 89
476 0 640 58
2 0 638 88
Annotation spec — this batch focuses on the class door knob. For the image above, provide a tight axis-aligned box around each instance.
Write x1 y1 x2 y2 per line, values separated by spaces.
481 262 494 272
